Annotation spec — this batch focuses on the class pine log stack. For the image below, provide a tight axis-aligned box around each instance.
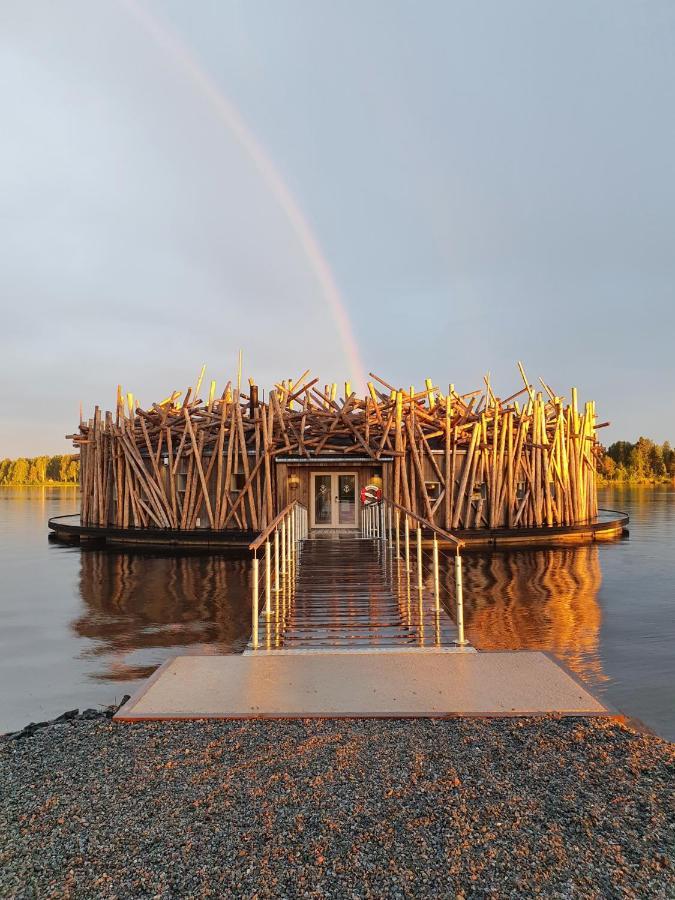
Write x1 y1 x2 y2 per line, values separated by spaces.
68 365 604 532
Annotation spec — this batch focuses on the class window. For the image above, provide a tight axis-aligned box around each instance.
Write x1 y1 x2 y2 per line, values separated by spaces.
425 481 441 501
471 482 486 501
232 473 247 493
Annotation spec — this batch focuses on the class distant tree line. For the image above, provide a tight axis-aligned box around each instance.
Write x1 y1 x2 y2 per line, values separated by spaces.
0 454 79 486
600 438 675 482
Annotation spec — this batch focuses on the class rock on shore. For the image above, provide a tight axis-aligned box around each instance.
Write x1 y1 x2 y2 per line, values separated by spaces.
1 716 673 898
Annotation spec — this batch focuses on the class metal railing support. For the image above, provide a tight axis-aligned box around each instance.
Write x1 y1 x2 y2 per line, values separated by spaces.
264 539 272 615
416 526 423 591
433 534 440 612
265 540 272 616
404 516 411 572
395 510 400 559
455 552 467 645
251 554 259 648
281 517 287 576
274 528 280 592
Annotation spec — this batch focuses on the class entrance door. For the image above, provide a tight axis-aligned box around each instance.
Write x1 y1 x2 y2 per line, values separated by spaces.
310 472 358 528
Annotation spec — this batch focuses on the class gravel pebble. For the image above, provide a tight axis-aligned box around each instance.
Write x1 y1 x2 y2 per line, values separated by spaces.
1 716 673 898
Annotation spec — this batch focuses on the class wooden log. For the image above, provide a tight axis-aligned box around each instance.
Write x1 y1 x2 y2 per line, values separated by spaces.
234 399 258 530
183 408 215 528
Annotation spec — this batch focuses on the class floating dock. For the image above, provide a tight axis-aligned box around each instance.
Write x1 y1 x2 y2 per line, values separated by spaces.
115 651 608 720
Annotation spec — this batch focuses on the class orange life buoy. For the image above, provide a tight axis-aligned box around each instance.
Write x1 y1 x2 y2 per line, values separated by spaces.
360 484 382 505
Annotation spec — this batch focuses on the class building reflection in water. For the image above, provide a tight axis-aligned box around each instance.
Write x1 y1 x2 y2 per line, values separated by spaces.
72 550 251 682
440 545 606 685
73 543 606 687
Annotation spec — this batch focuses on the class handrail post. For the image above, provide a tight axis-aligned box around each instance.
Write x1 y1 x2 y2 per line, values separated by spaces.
274 528 280 592
455 551 467 645
404 516 410 572
395 510 400 559
433 534 440 612
388 503 393 549
281 517 287 576
288 510 293 568
416 526 423 591
251 553 259 649
264 539 271 615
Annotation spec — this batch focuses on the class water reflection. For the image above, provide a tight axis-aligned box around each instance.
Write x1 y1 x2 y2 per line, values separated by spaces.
72 550 251 681
72 543 606 684
448 546 606 684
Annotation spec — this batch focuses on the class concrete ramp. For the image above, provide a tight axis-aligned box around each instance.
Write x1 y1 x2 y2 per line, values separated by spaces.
115 651 609 720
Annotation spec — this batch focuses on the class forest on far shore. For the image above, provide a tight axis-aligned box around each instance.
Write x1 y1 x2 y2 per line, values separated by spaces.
0 438 673 486
601 438 675 483
0 455 79 485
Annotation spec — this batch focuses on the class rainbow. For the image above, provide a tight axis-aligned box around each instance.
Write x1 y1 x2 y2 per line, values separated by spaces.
119 0 367 389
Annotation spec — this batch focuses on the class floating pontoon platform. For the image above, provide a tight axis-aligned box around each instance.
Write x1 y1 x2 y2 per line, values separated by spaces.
114 651 609 721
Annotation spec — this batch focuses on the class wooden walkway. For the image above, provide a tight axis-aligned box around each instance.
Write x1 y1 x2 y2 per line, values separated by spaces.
252 537 459 652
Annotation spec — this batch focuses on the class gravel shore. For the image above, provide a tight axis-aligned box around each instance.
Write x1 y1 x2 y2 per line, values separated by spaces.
1 716 673 898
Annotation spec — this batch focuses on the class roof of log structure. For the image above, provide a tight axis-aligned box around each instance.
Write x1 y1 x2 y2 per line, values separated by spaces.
69 363 606 461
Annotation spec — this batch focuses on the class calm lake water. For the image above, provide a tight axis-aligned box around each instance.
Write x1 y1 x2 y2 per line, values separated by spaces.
1 485 673 739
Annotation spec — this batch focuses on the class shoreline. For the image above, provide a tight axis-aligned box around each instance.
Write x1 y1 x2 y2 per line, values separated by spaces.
2 714 673 896
598 478 675 487
0 482 79 488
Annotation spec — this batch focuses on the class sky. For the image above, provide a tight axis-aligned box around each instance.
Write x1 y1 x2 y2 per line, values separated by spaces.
1 0 674 456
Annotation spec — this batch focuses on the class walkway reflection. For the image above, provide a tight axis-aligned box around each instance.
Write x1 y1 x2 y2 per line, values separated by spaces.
443 546 606 684
72 550 251 682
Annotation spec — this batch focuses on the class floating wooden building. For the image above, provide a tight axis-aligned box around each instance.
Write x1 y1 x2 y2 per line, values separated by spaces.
56 364 621 546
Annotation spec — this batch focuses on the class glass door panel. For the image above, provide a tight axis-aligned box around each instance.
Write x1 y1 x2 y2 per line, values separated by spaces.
314 474 332 525
311 471 359 527
337 474 356 525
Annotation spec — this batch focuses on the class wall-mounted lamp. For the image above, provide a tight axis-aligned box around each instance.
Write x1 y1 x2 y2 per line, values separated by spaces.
288 474 300 489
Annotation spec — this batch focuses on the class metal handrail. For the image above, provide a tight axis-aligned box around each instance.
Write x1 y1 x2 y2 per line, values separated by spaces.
249 500 299 552
249 501 308 649
361 496 468 646
381 497 464 550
